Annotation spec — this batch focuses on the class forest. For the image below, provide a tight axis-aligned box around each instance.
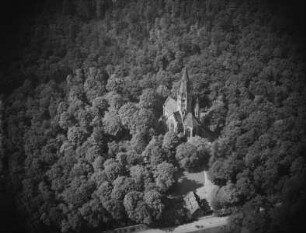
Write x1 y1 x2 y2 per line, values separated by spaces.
0 0 305 232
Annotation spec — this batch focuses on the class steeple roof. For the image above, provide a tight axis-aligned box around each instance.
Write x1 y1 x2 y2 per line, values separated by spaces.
182 67 189 82
178 68 190 97
184 113 200 128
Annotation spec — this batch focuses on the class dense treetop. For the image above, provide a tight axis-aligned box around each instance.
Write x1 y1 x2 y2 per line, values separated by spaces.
0 0 305 233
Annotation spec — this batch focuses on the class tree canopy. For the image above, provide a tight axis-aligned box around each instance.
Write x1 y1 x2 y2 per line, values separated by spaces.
0 0 305 232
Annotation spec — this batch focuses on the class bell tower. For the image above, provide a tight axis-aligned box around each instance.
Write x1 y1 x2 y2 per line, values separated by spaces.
177 68 192 119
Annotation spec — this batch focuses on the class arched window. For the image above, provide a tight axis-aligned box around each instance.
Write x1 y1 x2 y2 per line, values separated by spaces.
181 99 186 109
170 121 174 132
182 109 186 118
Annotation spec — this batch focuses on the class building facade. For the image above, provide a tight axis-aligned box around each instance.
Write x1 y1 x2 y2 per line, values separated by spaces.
163 68 200 137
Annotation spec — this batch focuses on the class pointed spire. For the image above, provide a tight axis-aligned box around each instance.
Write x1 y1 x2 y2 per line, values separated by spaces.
177 67 192 120
182 67 189 82
179 67 190 96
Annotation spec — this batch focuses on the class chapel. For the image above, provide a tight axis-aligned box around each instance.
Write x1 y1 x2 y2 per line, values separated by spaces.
163 68 200 137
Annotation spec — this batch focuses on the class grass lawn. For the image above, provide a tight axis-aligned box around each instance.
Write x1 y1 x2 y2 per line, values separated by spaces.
171 171 205 196
171 170 218 207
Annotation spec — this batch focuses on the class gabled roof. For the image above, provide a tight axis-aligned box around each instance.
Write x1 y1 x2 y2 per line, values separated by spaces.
184 113 200 128
164 96 177 115
184 191 201 215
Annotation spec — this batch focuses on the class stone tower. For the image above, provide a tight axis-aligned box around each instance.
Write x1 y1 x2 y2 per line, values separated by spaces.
194 97 200 119
177 68 192 120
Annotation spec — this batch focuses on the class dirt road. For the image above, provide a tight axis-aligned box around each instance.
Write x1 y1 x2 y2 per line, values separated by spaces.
141 215 228 233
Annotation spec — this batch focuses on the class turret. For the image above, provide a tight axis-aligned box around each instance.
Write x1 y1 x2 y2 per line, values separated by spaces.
194 97 199 119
